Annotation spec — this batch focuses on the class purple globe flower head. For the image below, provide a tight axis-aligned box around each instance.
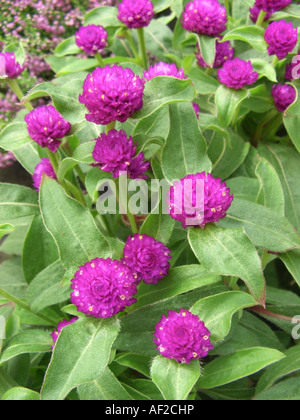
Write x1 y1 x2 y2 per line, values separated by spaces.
51 318 78 348
24 105 71 153
217 57 259 90
143 62 187 81
33 158 56 191
256 0 292 12
192 102 200 119
272 83 296 113
127 152 150 180
71 258 138 318
250 3 273 23
79 65 145 125
168 172 233 229
0 52 25 79
75 25 108 56
181 0 227 37
92 129 150 180
265 20 298 60
93 129 136 178
122 234 172 284
196 38 234 69
153 309 213 363
118 0 154 29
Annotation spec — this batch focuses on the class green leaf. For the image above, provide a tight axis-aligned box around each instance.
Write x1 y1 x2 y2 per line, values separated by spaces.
0 184 38 225
218 198 300 252
191 291 257 342
215 85 249 127
197 35 216 68
283 81 300 153
251 59 277 82
12 142 41 175
0 122 32 151
41 317 120 401
208 130 250 180
221 26 268 52
55 36 81 57
22 215 59 284
197 347 285 389
279 249 300 288
1 387 40 401
0 224 15 239
151 356 201 400
84 5 120 27
161 102 211 183
132 76 195 120
135 265 221 309
189 67 219 95
39 177 111 272
27 260 69 313
77 368 133 401
144 20 174 62
257 144 300 231
0 257 27 300
115 353 151 378
188 225 266 305
255 377 300 401
133 106 170 141
152 0 175 13
255 158 285 215
256 345 300 394
0 330 52 365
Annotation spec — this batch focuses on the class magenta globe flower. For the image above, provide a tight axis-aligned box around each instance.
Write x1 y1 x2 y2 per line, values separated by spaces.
118 0 154 29
250 4 273 23
153 309 213 363
33 158 56 191
181 0 227 37
79 65 145 125
24 105 71 153
122 234 172 284
196 39 234 69
265 20 298 60
217 58 259 90
192 102 200 119
0 52 25 79
71 258 138 318
51 318 78 348
143 62 187 81
168 172 233 229
92 129 150 180
75 25 108 56
255 0 292 12
272 83 296 113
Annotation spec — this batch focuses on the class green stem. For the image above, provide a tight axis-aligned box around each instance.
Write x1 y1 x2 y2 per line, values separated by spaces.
125 31 140 63
7 79 34 111
0 288 57 326
232 103 242 128
47 149 60 175
272 56 279 68
256 10 267 27
95 52 105 67
106 121 116 134
127 210 139 234
137 27 148 70
225 0 230 17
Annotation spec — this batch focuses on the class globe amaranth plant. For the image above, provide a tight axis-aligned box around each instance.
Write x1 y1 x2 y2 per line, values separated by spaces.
0 0 300 402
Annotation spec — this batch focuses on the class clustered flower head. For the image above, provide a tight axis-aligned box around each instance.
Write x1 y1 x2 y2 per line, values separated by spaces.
196 38 234 69
0 51 25 79
79 65 145 125
118 0 154 29
143 62 187 80
24 105 71 153
254 0 292 13
71 258 138 318
217 57 259 90
265 20 298 60
51 318 78 348
181 0 227 37
92 129 150 180
168 172 233 228
122 234 172 284
33 158 56 191
153 309 213 363
272 83 296 113
75 25 108 56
